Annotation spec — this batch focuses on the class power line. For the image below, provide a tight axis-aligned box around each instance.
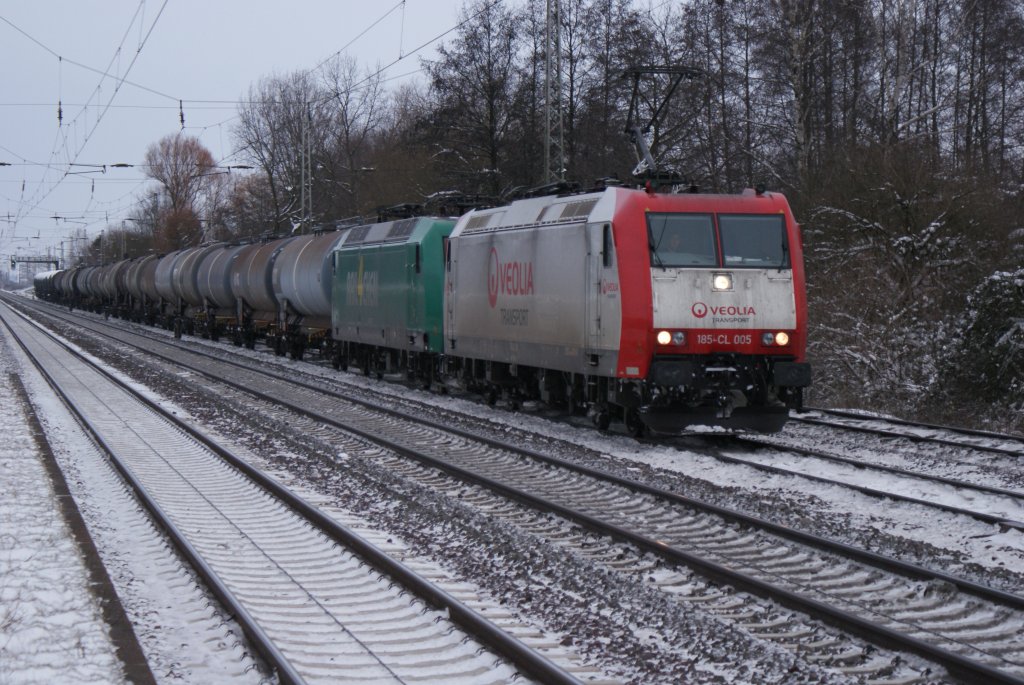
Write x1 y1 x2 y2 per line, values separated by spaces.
5 1 169 240
0 12 179 102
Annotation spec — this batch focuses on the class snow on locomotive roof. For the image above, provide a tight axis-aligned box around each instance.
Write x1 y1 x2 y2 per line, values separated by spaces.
340 216 437 246
456 189 616 234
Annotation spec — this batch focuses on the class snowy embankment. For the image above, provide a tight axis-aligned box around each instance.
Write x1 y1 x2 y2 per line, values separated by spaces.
0 315 264 684
0 345 122 684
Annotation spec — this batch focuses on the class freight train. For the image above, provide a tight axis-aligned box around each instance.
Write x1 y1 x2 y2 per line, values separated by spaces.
33 184 811 435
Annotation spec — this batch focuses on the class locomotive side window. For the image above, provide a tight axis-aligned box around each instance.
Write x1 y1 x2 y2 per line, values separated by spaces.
718 215 789 268
602 223 614 267
647 213 716 267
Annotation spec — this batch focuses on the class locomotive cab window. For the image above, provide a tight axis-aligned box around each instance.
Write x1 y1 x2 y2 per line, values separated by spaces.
647 213 716 267
719 214 789 268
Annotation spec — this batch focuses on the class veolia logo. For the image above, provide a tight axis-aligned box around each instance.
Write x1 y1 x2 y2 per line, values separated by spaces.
692 302 758 318
488 248 500 307
487 247 534 308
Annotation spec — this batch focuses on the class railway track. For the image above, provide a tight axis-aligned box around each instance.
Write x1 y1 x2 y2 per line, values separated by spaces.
0 301 598 685
694 434 1024 531
794 408 1024 458
12 296 1024 684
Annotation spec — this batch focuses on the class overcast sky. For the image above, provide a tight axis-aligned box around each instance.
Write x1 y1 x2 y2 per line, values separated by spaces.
0 0 472 268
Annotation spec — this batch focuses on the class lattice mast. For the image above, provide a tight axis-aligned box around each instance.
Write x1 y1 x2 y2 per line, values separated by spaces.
543 0 565 183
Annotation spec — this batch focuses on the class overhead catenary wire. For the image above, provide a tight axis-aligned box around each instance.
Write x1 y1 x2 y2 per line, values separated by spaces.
2 2 497 252
0 1 168 248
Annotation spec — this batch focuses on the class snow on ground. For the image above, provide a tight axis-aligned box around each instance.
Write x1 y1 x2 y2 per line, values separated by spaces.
284 354 1024 578
0 316 265 685
6 295 1022 683
0 341 124 684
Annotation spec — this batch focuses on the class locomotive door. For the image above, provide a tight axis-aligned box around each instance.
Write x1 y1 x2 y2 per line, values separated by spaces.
585 222 616 366
407 241 419 338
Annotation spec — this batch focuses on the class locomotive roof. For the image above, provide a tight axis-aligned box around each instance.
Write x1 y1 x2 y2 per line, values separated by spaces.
454 186 793 236
336 215 453 248
455 189 612 235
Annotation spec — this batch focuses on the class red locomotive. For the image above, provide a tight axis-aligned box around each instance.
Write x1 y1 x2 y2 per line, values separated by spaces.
444 184 810 435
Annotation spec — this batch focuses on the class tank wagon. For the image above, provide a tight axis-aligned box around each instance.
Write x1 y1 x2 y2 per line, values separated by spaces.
32 270 61 301
194 244 246 340
272 228 349 359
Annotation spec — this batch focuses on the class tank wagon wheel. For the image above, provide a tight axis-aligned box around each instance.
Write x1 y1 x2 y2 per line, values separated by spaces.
592 405 611 431
624 409 645 439
485 387 498 406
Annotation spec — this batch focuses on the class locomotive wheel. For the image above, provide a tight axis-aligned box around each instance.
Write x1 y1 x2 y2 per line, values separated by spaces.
624 409 645 438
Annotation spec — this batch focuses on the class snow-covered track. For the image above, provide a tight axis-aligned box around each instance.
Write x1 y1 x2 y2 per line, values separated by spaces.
0 301 587 685
20 300 1024 684
699 436 1024 531
796 407 1024 458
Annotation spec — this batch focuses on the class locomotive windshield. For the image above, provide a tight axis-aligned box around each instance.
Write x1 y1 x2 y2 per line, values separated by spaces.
647 213 790 269
719 214 789 268
647 213 717 267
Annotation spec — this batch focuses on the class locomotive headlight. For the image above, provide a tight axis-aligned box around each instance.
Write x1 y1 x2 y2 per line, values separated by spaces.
712 273 733 291
775 331 790 346
657 330 672 345
672 331 686 345
761 332 775 345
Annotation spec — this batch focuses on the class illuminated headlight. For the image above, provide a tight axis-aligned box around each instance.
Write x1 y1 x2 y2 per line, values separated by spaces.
775 331 790 346
761 332 774 345
712 273 733 291
657 330 672 345
672 331 686 345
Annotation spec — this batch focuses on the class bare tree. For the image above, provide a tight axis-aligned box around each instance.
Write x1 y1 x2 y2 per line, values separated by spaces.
142 134 220 250
422 0 525 196
320 56 388 217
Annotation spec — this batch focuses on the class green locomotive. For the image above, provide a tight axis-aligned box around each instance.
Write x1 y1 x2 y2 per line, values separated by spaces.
330 216 455 385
